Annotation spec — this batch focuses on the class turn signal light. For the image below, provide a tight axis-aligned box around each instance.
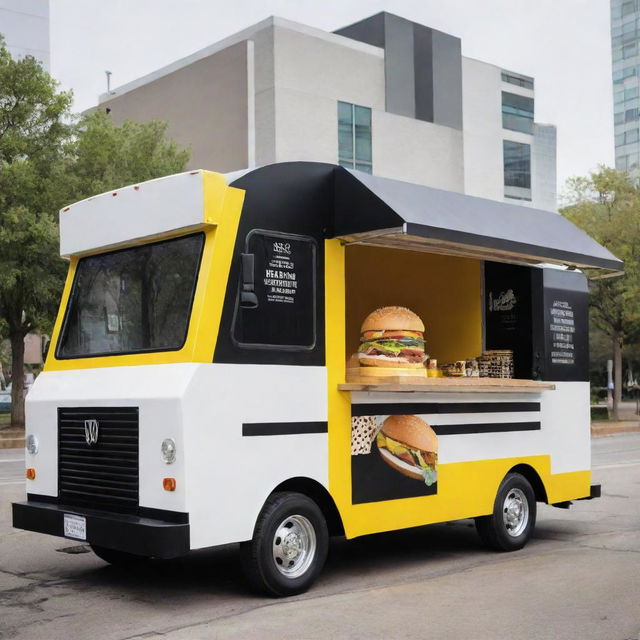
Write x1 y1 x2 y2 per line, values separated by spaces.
163 477 176 491
26 468 36 480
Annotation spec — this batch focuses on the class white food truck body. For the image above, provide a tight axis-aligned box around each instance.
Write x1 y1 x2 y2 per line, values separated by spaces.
13 164 619 595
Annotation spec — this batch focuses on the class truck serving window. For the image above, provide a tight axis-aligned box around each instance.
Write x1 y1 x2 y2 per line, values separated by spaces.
56 233 204 359
232 230 317 351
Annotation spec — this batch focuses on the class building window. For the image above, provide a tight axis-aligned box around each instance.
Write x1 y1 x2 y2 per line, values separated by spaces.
626 128 639 143
623 1 637 17
623 42 637 58
503 140 531 201
500 71 534 90
502 92 534 134
338 101 372 173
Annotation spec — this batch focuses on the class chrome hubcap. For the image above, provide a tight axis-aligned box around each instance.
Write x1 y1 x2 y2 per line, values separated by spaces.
503 488 529 537
272 514 316 578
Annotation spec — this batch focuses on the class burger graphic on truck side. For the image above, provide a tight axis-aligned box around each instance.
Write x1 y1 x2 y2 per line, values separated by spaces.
376 415 438 486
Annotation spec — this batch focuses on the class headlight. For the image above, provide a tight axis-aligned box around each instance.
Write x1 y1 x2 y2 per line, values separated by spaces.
26 434 39 455
161 438 176 464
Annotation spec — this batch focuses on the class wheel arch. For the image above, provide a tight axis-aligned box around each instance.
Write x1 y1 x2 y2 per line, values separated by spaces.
507 464 549 503
271 477 344 536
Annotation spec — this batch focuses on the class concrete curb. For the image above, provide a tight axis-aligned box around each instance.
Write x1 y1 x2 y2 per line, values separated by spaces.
591 425 640 437
591 420 640 437
0 427 25 450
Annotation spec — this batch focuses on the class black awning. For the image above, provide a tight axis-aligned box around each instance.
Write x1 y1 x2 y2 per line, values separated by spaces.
333 167 622 271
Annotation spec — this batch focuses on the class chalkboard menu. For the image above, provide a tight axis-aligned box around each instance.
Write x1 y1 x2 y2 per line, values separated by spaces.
534 268 589 382
485 262 533 379
232 230 317 350
485 263 588 382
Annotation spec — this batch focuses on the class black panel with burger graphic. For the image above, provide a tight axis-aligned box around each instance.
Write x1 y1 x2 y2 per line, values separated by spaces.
351 413 438 504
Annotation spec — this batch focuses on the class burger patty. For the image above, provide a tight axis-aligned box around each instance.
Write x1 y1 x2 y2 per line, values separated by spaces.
360 347 425 362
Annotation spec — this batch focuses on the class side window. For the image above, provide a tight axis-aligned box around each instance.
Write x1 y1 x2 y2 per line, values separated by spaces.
232 230 317 351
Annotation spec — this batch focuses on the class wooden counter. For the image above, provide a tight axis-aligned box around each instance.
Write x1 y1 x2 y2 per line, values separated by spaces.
339 376 555 394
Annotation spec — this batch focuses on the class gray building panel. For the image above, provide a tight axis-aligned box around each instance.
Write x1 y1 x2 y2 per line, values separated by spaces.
333 12 386 48
413 24 434 123
335 12 463 130
431 29 463 129
383 14 416 118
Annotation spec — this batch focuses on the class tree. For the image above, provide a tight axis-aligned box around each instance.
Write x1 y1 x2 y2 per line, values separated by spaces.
0 39 190 427
0 39 72 427
66 110 190 203
562 166 640 420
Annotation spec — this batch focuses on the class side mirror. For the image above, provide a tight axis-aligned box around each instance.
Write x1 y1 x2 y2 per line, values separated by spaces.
240 253 258 309
42 336 50 363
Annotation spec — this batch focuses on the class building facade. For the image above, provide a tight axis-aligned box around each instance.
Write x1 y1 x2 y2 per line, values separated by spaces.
98 12 557 211
0 0 49 70
611 0 640 172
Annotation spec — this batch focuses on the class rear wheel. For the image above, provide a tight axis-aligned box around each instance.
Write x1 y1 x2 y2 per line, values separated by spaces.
90 544 151 567
475 472 536 551
240 492 328 597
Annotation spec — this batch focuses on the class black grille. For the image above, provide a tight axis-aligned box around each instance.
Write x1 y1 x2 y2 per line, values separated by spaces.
58 407 139 513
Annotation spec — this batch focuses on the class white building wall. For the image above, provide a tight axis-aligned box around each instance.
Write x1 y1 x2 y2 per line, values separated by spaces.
253 23 276 167
92 15 556 205
373 111 464 190
463 56 557 211
270 22 384 166
0 0 49 70
270 21 464 191
462 57 504 201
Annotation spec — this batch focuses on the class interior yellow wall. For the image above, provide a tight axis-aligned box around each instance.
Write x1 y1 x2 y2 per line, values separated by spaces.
345 245 483 364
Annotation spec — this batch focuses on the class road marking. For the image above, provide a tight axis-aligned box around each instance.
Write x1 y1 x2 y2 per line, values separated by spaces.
593 461 640 470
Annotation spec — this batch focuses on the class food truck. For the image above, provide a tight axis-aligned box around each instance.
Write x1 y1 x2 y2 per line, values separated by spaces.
13 163 622 597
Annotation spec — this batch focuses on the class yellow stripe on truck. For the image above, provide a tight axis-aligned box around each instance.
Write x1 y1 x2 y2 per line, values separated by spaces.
342 455 591 539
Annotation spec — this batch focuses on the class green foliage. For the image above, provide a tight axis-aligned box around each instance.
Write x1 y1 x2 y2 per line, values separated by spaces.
0 41 191 342
562 166 640 419
0 36 190 424
66 111 191 202
0 39 73 341
562 166 640 342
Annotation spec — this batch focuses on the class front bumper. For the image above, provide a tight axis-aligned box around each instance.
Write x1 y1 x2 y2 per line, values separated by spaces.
12 500 190 559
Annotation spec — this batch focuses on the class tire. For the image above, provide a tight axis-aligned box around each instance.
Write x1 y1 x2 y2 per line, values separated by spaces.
475 472 537 551
90 544 151 567
239 492 328 597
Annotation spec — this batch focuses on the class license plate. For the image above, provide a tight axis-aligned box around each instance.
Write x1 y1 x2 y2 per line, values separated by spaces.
63 514 86 540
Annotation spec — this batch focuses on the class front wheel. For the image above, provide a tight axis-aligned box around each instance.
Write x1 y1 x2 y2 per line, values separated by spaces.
475 472 537 551
240 492 328 597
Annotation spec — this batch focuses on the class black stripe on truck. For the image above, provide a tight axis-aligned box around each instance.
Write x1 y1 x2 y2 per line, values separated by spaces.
351 402 540 417
242 422 328 436
433 421 541 435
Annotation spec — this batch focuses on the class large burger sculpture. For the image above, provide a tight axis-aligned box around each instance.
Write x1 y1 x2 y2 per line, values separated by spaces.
357 306 426 375
376 415 438 486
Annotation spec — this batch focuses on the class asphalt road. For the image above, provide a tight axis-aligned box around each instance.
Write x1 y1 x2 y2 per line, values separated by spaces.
1 435 639 640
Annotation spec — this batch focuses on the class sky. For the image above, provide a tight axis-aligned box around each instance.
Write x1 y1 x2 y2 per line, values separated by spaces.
50 0 614 196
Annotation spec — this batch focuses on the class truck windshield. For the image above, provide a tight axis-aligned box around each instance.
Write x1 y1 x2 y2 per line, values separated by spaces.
57 233 204 359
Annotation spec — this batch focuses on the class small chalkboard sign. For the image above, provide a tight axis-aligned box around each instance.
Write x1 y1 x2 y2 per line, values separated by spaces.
232 229 317 350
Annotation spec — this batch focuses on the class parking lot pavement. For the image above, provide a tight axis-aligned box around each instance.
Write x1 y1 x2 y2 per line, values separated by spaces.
0 448 25 486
